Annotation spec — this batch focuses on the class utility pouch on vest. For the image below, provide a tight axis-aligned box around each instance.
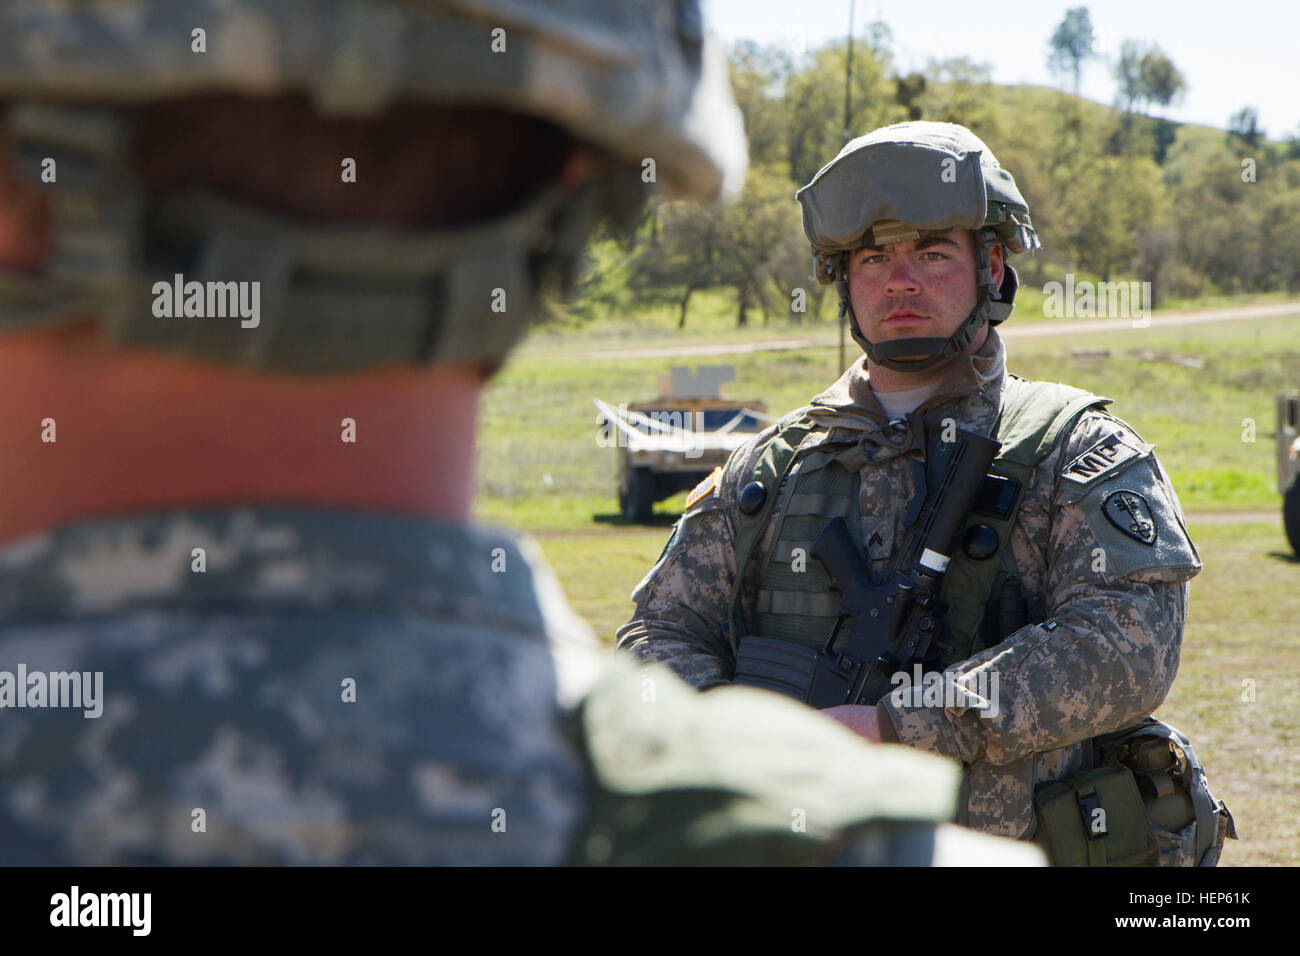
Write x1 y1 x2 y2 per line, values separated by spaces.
1034 717 1236 867
732 636 820 702
1033 765 1159 867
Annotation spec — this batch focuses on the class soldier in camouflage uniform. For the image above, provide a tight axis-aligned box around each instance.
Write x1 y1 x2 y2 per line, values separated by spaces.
619 122 1232 863
0 3 1038 865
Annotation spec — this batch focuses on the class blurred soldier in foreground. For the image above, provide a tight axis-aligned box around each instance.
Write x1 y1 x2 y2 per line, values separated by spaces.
0 2 1038 864
619 122 1235 866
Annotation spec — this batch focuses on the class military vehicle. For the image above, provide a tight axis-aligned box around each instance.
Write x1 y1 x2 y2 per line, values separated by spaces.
1278 392 1300 556
596 365 770 522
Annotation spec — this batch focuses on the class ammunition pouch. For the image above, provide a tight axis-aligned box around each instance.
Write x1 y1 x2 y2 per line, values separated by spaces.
732 636 819 703
1033 717 1236 867
1034 765 1158 866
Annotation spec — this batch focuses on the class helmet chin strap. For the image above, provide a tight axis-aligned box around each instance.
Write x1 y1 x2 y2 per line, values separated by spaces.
836 229 1018 373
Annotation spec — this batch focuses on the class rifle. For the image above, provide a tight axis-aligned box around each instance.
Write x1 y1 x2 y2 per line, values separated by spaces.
733 416 1000 707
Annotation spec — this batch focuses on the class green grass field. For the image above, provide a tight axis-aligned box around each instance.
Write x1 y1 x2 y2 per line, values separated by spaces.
480 310 1300 526
475 301 1300 866
1163 521 1299 866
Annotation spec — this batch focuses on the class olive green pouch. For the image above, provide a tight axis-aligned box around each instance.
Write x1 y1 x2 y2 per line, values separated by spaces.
1099 718 1236 866
1033 764 1159 867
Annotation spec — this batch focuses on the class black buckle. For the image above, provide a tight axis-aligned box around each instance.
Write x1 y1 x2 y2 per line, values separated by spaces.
1078 791 1107 839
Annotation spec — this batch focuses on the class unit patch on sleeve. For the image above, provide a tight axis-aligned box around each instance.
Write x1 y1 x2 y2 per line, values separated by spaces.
686 466 722 510
1102 490 1157 545
1061 434 1148 487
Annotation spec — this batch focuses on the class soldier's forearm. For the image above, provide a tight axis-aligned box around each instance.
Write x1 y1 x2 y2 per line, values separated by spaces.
615 619 733 690
881 582 1184 766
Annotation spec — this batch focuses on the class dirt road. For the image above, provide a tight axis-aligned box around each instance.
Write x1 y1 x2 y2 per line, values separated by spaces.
1183 510 1279 525
535 299 1300 362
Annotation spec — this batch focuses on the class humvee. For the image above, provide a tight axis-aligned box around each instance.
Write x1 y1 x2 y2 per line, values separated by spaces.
598 365 770 522
1278 392 1300 556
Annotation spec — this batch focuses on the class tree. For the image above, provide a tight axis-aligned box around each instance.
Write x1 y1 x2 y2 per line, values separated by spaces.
728 41 793 169
629 165 805 329
866 19 892 55
1047 7 1096 97
628 197 723 329
783 41 903 186
1060 155 1165 281
1168 155 1264 293
917 57 999 135
713 164 805 327
1110 42 1185 159
1114 41 1185 117
895 72 927 122
1228 107 1264 150
1138 50 1186 114
1114 40 1144 116
1259 184 1300 293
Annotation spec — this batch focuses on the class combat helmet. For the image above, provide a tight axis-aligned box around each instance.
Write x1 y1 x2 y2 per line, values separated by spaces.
795 121 1038 372
0 0 746 374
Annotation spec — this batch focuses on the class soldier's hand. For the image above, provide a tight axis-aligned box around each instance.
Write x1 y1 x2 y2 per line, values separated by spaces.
820 704 882 743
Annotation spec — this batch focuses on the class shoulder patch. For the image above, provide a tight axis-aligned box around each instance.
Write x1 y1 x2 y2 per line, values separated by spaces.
1070 456 1200 582
1102 490 1157 545
1061 433 1147 487
686 467 722 510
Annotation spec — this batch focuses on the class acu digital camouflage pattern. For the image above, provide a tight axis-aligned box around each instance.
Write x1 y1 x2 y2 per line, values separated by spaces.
0 507 1041 864
0 0 746 203
0 508 592 864
617 326 1201 840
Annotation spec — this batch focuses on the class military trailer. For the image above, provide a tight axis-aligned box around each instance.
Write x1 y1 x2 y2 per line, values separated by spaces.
1278 392 1300 556
596 365 770 522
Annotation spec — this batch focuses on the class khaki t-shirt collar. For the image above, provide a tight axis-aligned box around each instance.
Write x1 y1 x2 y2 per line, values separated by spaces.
807 326 1007 431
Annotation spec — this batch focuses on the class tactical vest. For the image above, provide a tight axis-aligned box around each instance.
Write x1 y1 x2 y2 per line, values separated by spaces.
722 378 1238 867
726 376 1111 664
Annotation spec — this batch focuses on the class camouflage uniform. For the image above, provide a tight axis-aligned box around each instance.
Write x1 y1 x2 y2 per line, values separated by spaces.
0 5 1043 865
0 507 1038 864
618 326 1202 840
0 509 588 864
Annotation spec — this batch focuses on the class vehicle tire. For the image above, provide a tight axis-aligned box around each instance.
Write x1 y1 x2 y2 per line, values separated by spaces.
623 467 655 522
1285 479 1300 558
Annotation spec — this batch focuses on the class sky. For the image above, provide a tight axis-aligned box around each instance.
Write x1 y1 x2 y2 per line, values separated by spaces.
703 0 1300 139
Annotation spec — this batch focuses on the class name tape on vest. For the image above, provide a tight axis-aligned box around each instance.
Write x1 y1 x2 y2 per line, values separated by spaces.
1061 434 1145 487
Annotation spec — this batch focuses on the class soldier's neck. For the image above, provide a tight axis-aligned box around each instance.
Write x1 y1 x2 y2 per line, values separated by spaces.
0 324 481 545
865 357 966 394
864 322 989 393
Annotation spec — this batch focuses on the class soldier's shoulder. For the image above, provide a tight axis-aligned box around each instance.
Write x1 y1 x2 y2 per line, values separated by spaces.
1055 403 1149 463
716 406 819 507
1046 408 1200 582
0 510 600 865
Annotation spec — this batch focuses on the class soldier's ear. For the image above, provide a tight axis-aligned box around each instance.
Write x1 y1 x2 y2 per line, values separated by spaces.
989 241 1005 290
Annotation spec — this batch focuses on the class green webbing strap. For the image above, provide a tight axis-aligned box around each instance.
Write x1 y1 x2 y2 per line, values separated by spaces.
937 380 1111 664
772 540 817 562
1077 782 1109 867
726 410 816 652
756 590 842 617
785 492 842 516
